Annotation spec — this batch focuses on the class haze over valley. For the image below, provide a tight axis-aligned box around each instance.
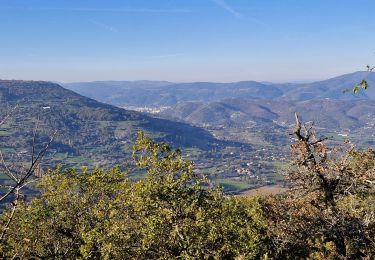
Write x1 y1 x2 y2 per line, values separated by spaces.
0 70 374 196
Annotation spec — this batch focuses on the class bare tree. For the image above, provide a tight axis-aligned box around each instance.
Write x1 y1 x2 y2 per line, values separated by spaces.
264 113 375 258
0 109 56 243
290 112 374 209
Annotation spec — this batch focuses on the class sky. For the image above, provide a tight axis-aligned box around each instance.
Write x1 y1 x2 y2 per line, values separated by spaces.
0 0 375 83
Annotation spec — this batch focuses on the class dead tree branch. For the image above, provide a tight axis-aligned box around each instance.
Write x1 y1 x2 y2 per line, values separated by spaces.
0 130 57 203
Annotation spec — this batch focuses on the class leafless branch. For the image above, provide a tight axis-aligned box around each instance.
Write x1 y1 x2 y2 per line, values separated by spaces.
0 106 18 126
0 107 57 246
31 117 40 164
0 188 20 243
0 151 17 182
0 130 57 203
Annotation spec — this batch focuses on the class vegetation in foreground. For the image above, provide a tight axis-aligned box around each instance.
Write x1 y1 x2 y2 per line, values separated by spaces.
0 119 374 258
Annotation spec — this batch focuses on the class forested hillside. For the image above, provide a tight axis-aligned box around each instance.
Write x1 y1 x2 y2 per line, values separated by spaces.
0 80 224 168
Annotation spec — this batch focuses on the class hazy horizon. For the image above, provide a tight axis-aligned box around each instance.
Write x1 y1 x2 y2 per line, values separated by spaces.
1 70 370 85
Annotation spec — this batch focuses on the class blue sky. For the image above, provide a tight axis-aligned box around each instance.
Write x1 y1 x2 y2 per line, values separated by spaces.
0 0 374 82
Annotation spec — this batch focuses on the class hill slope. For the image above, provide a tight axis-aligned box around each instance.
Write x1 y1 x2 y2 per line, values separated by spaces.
279 71 375 100
0 80 222 168
159 98 375 130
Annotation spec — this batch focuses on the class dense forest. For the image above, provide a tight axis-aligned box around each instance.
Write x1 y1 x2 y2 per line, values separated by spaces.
0 113 374 259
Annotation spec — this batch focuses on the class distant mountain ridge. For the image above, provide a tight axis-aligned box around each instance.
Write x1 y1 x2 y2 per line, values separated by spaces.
63 71 375 108
158 98 375 130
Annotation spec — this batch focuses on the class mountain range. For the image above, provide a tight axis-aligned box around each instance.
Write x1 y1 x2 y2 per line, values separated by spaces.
62 71 375 146
1 71 374 194
63 71 375 108
159 98 375 131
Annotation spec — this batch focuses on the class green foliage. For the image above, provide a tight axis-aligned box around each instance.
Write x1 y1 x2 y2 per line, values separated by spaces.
1 130 374 259
353 79 368 94
0 132 268 259
352 65 373 94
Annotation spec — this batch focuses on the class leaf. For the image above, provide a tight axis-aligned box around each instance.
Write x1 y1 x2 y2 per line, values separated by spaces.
360 80 368 90
353 85 359 94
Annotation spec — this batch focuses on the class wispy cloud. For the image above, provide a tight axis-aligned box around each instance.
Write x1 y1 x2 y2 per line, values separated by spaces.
0 6 191 13
210 0 243 18
89 20 118 33
209 0 267 26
